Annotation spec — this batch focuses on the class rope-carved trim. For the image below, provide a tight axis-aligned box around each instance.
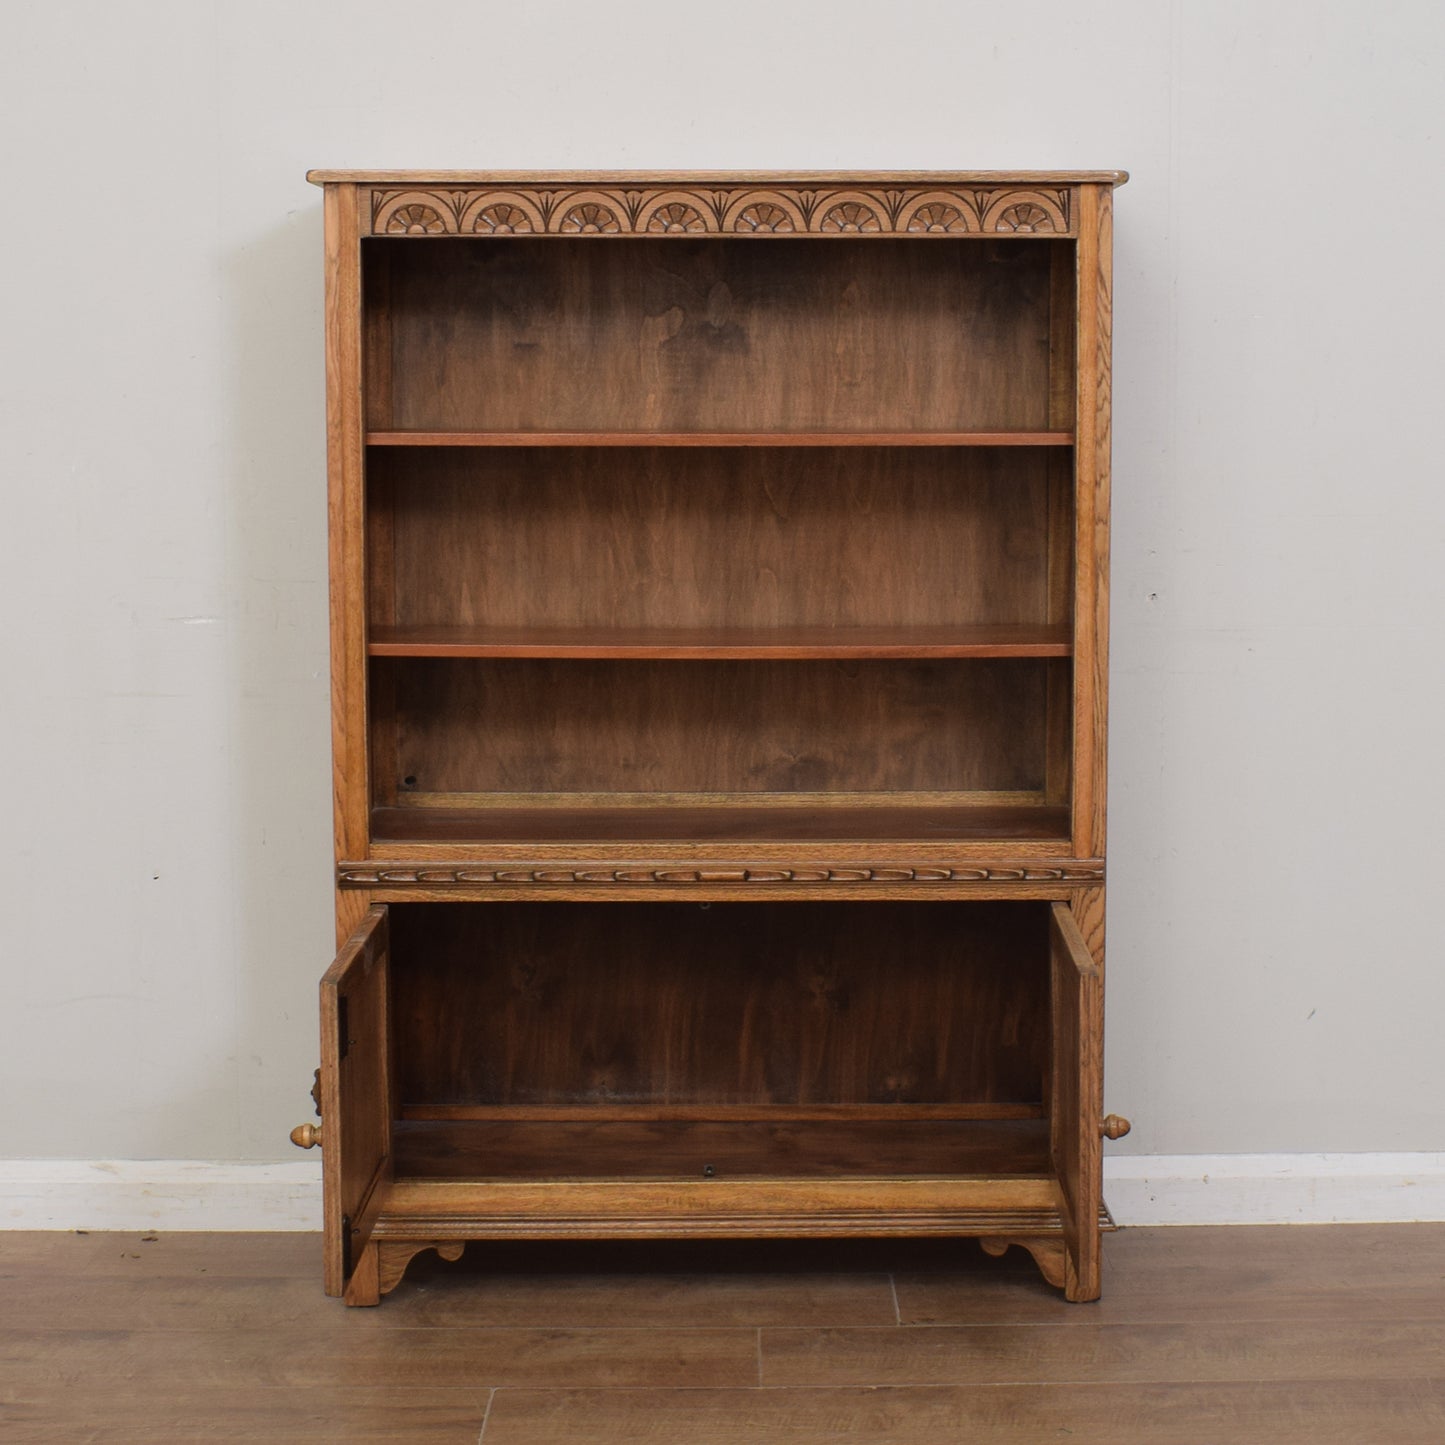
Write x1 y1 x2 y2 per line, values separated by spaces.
339 863 1104 888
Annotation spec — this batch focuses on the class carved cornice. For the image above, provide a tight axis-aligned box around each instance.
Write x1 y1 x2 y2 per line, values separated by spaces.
368 185 1073 238
339 861 1104 889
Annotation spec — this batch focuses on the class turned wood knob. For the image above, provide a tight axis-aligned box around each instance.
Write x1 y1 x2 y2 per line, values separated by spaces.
1101 1114 1132 1140
290 1122 322 1149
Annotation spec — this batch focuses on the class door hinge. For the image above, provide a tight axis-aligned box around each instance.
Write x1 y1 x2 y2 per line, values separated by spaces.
337 995 350 1063
341 1212 353 1277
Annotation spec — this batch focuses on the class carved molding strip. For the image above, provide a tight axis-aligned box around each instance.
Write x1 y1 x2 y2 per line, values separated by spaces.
340 862 1104 888
369 186 1073 237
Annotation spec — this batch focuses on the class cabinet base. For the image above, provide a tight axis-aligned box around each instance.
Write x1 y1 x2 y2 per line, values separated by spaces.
339 1177 1114 1305
981 1234 1071 1292
344 1240 467 1307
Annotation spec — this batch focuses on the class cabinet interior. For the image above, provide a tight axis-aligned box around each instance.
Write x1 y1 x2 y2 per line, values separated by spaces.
388 900 1054 1184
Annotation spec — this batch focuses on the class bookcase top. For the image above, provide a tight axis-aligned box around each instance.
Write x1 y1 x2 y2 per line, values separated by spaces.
308 169 1128 186
313 173 1124 239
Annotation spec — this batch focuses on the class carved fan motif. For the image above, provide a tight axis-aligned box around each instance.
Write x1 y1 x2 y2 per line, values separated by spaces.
368 186 1078 237
908 202 969 233
819 202 882 233
471 203 535 234
558 202 621 234
386 204 448 235
994 202 1056 233
735 202 796 233
646 202 708 233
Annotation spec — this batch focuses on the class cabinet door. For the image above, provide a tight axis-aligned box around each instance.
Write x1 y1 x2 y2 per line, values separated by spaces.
319 905 392 1297
1048 901 1103 1301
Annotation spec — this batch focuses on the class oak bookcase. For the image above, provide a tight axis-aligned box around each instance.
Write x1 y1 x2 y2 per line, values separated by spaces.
293 170 1130 1305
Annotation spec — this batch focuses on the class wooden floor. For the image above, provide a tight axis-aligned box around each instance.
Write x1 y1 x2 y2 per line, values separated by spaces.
1 1226 1443 1442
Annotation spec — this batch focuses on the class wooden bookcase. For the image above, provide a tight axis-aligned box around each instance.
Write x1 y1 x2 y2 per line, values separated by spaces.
294 171 1130 1305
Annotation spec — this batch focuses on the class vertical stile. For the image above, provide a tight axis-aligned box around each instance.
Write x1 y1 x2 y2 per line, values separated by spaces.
326 182 370 913
1071 185 1112 858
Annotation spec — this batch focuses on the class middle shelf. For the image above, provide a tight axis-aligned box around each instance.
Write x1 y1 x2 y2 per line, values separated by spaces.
367 623 1074 660
366 430 1075 448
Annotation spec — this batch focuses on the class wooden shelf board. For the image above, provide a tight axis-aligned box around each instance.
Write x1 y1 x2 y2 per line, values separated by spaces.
366 430 1074 449
315 169 1128 185
369 624 1073 660
373 1173 1060 1242
371 803 1071 845
400 1103 1045 1123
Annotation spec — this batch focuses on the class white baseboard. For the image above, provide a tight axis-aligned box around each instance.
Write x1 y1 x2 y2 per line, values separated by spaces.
0 1155 1442 1231
0 1160 322 1231
1105 1152 1445 1226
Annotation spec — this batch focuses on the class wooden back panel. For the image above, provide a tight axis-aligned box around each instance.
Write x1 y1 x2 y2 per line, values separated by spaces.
372 446 1053 630
391 902 1049 1109
381 656 1049 798
373 238 1059 432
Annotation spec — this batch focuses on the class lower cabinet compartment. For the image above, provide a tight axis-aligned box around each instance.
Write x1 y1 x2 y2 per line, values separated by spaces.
391 901 1050 1112
316 897 1105 1304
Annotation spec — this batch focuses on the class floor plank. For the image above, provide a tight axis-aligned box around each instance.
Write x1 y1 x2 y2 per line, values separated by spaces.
0 1387 487 1445
0 1325 758 1391
4 1228 1445 1443
896 1224 1445 1326
0 1231 318 1279
1 1266 895 1332
761 1318 1445 1386
478 1381 1445 1445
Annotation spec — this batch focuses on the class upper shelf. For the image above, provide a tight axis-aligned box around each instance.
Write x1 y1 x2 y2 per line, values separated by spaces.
368 624 1073 661
369 801 1073 845
366 430 1075 449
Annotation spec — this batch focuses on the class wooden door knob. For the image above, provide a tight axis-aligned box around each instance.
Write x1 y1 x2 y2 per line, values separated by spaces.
1101 1114 1132 1140
290 1122 322 1149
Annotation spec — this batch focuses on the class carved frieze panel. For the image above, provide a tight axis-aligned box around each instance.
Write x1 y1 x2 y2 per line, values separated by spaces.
368 186 1073 237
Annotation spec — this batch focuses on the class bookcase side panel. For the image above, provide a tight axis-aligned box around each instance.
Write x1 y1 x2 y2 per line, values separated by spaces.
325 182 371 916
1071 185 1112 859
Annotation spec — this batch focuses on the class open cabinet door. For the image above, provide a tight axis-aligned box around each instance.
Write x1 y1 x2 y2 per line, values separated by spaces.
319 905 393 1302
1048 901 1103 1301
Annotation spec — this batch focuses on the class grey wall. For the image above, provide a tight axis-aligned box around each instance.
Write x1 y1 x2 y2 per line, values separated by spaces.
2 1 1442 1160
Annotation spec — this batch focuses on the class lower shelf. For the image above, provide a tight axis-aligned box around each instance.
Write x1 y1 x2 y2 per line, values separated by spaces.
375 1117 1062 1241
370 1174 1064 1242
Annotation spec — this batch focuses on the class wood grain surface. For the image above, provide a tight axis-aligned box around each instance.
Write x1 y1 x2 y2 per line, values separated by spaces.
4 1226 1441 1443
308 168 1130 183
366 429 1074 446
390 1118 1051 1179
318 907 392 1297
388 901 1049 1109
316 170 1120 1312
379 658 1049 798
371 444 1056 632
377 238 1057 433
1049 901 1103 1300
367 624 1073 660
324 182 369 874
367 801 1072 845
